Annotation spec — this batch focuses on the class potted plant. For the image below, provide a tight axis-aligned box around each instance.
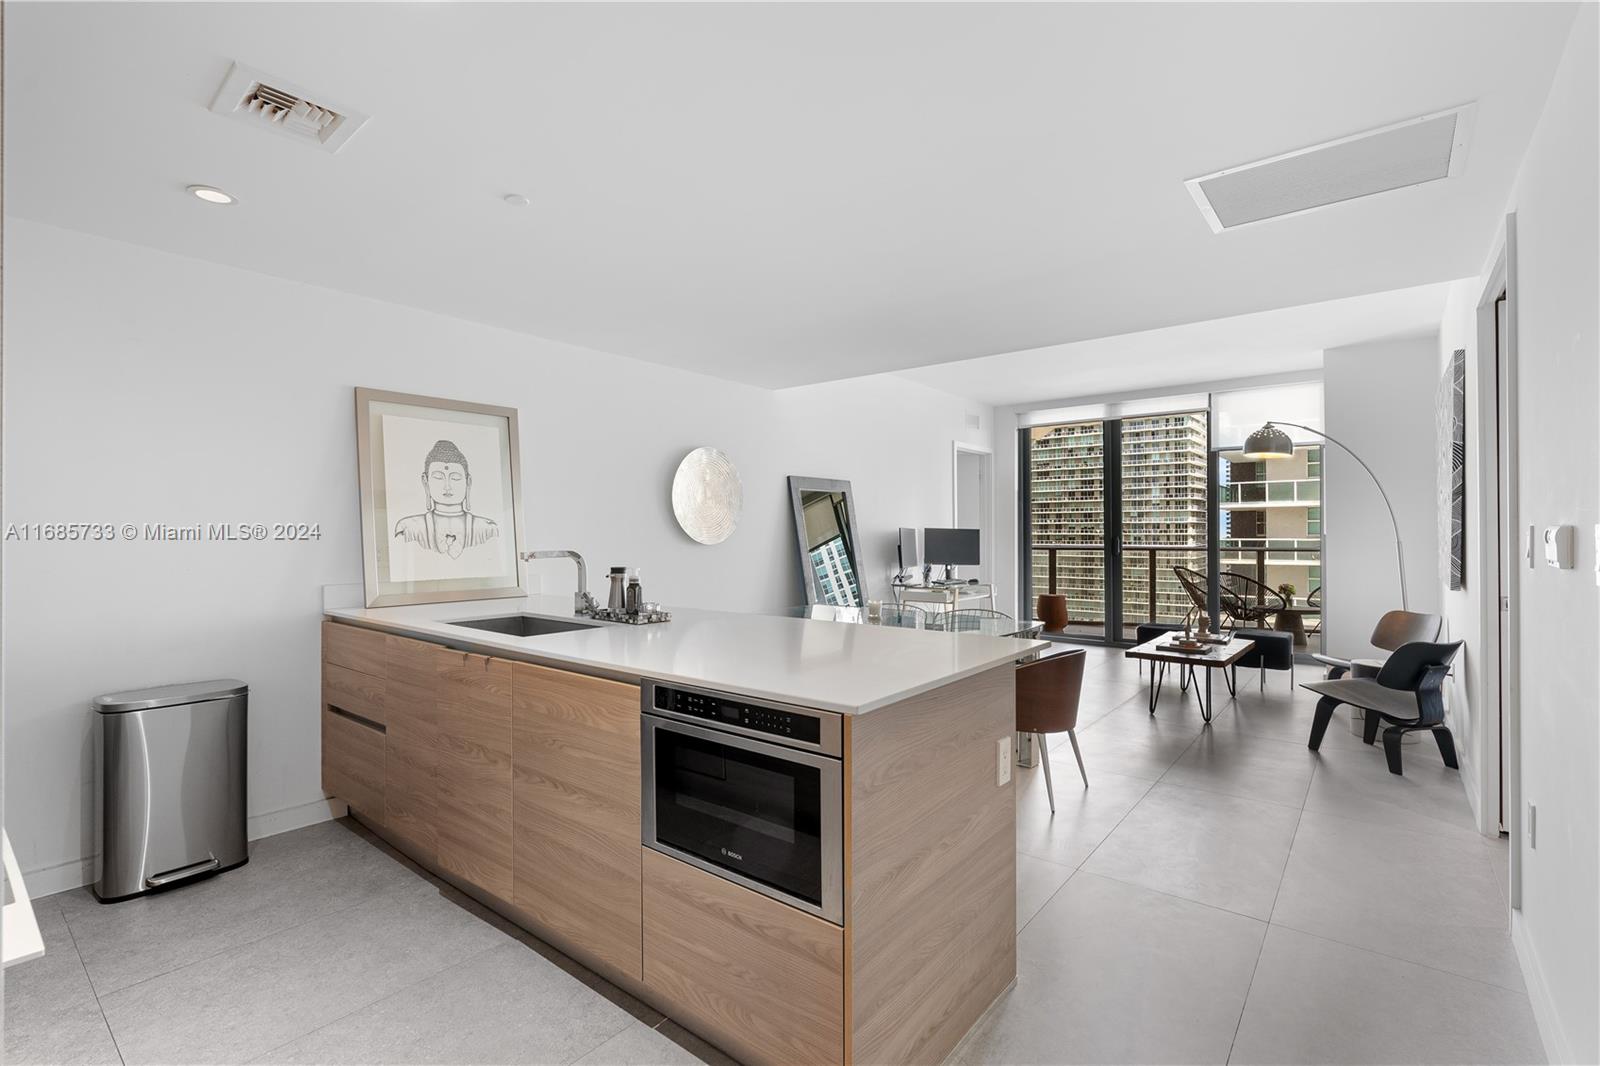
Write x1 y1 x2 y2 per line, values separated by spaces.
1277 582 1297 603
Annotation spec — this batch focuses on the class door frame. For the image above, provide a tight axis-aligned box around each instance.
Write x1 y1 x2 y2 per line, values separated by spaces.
952 441 995 587
1474 215 1521 905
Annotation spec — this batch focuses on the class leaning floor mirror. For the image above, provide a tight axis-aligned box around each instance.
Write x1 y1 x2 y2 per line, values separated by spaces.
788 476 867 607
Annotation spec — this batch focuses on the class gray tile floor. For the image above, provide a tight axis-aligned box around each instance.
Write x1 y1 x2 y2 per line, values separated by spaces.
6 646 1543 1065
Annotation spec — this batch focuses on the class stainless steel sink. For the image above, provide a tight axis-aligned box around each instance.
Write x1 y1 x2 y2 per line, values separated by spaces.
446 615 600 638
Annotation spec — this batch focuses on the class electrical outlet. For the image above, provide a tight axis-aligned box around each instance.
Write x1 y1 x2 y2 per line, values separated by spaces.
997 736 1012 786
1527 802 1537 849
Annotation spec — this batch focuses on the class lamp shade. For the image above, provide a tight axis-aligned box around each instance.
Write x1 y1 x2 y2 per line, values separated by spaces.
1241 422 1295 460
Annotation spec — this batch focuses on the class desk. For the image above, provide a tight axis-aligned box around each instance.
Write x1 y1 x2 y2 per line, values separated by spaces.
787 603 1040 641
892 582 995 612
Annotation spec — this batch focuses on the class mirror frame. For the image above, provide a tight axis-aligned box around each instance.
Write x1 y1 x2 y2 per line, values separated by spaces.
787 476 868 607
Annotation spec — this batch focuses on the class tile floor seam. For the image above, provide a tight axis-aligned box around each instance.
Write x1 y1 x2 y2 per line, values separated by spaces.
1016 866 1079 937
1260 917 1532 999
244 937 521 1065
57 897 129 1066
1223 920 1270 1066
1073 866 1273 927
1048 772 1162 877
1150 764 1309 814
1294 802 1508 857
69 877 418 1001
1225 766 1309 1064
1261 913 1528 996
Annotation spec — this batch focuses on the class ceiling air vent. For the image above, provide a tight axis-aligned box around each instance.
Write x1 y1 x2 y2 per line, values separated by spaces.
208 62 369 153
1185 103 1476 233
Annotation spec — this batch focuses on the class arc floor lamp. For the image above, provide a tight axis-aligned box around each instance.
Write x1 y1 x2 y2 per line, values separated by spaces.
1241 421 1408 612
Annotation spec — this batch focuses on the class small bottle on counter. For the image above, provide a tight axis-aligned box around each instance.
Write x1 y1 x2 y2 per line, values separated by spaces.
608 567 628 612
626 571 643 615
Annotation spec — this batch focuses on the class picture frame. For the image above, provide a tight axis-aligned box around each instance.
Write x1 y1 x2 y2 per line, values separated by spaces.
355 387 526 607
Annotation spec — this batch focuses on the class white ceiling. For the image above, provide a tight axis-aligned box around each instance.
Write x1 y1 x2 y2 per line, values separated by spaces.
897 281 1454 407
4 3 1576 388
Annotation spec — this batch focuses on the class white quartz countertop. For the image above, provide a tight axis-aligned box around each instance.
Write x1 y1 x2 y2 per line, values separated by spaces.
326 595 1045 715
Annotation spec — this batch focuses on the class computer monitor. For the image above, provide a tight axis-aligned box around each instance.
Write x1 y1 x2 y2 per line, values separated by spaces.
897 527 920 572
924 527 980 566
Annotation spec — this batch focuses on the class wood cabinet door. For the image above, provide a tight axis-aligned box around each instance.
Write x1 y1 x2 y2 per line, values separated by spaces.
435 651 515 899
510 662 643 981
643 849 844 1066
383 635 452 862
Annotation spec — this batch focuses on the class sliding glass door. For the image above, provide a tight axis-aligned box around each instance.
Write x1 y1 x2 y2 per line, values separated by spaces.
1025 418 1109 640
1023 408 1210 643
1118 413 1209 641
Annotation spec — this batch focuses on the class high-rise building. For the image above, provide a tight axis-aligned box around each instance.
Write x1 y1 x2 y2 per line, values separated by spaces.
1029 413 1209 634
1219 446 1323 604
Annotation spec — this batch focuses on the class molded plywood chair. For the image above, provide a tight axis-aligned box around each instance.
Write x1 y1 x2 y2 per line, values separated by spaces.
1016 648 1088 812
1304 640 1464 775
1313 610 1444 679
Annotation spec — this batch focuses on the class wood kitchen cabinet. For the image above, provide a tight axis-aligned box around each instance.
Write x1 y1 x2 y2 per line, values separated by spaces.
510 662 643 981
434 651 515 899
383 635 452 862
643 848 845 1066
321 621 387 824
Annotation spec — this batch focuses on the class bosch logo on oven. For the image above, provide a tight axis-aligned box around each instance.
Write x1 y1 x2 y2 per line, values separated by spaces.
720 847 744 862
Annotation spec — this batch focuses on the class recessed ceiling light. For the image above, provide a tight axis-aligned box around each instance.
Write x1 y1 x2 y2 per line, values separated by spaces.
502 193 530 207
187 184 236 205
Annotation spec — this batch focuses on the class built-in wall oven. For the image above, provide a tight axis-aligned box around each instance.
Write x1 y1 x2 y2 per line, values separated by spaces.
641 680 844 925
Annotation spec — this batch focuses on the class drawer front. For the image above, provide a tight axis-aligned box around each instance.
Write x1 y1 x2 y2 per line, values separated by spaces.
323 662 387 727
323 620 388 679
643 849 844 1066
322 707 385 822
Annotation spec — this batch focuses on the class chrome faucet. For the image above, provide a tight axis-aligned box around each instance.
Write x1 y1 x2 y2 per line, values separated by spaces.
519 550 599 616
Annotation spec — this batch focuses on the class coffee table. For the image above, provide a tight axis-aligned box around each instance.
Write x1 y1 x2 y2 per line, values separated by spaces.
1125 634 1256 723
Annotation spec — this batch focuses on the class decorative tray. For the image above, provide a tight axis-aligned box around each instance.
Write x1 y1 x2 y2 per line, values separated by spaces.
589 607 672 625
1164 639 1214 654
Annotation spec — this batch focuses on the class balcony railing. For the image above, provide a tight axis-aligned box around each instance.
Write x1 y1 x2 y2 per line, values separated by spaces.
1220 478 1321 505
1030 541 1321 640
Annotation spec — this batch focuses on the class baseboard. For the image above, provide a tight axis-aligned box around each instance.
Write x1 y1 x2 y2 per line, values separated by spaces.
22 797 349 898
247 797 348 840
1512 909 1573 1064
23 855 97 899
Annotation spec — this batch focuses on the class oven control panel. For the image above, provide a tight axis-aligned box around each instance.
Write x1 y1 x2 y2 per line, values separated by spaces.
652 685 822 746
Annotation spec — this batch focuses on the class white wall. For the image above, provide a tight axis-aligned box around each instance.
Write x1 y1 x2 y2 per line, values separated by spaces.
1440 8 1599 1061
1320 334 1444 657
1 218 991 889
1437 275 1490 825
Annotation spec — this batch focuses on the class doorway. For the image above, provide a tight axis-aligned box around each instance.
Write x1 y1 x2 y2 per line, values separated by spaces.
952 443 994 587
1476 214 1520 906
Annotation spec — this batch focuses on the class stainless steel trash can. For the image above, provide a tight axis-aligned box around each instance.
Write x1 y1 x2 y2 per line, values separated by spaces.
93 679 248 902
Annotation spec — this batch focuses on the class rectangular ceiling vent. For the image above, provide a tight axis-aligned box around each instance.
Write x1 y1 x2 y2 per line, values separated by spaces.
1185 103 1476 233
208 62 369 154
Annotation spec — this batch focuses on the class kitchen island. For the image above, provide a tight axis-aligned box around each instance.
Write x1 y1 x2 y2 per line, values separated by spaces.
322 596 1040 1065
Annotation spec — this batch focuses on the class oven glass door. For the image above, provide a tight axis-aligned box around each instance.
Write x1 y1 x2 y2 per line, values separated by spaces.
649 720 828 909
